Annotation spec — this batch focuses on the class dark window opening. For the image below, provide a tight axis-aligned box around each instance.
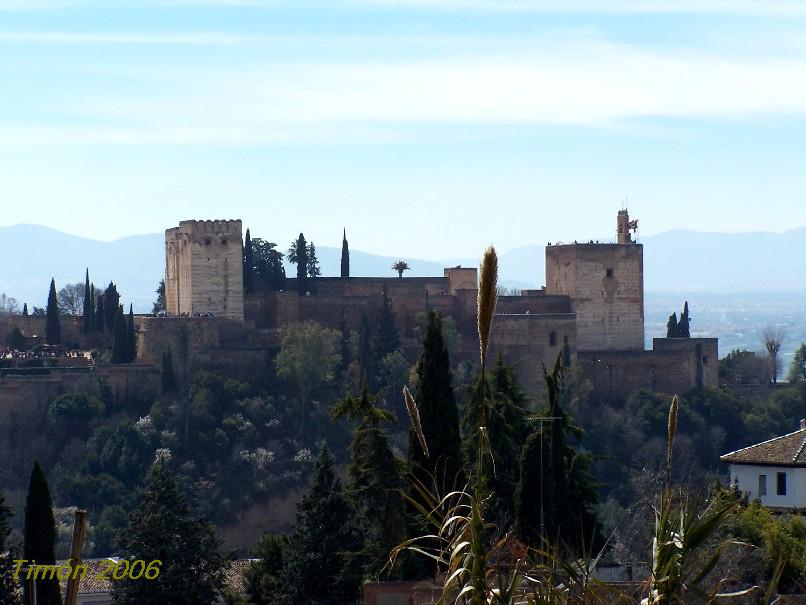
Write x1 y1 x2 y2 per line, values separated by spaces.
777 472 787 495
204 238 212 245
549 331 557 346
606 268 614 277
222 238 228 246
758 474 767 496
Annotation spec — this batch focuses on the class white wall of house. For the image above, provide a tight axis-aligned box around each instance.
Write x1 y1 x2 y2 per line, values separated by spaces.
729 464 806 509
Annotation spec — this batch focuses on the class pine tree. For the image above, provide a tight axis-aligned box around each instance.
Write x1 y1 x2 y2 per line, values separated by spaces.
82 269 93 333
331 386 405 580
666 312 680 338
23 462 61 605
373 284 400 360
0 484 21 605
95 294 105 332
161 348 177 393
45 278 60 346
22 303 27 318
111 306 128 363
280 446 362 605
514 357 600 554
243 228 254 294
113 462 228 605
126 304 137 362
407 310 462 495
340 228 350 278
678 301 691 337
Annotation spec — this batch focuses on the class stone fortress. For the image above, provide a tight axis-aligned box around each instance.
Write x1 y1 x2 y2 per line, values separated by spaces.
139 209 718 400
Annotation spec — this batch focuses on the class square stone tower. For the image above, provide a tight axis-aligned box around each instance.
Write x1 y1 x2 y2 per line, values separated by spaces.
545 211 644 351
164 220 244 322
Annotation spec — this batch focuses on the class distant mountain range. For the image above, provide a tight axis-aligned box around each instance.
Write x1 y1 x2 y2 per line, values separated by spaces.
3 224 806 313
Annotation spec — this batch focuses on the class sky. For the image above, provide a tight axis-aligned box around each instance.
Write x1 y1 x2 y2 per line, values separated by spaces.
2 0 806 259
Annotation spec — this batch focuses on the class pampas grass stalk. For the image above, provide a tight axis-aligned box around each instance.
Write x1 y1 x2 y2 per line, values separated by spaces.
403 385 429 459
477 245 498 370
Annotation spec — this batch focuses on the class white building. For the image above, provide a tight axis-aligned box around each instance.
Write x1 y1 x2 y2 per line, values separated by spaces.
721 419 806 512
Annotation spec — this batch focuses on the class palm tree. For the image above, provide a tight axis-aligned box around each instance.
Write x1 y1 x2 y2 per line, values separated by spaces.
391 260 410 278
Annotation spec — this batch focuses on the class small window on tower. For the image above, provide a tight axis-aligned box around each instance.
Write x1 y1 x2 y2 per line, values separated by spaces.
204 238 212 246
606 268 614 278
222 238 228 246
549 331 557 346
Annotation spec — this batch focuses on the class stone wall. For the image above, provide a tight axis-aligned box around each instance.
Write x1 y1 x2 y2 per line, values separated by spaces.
545 243 644 352
165 220 244 322
489 313 577 394
0 315 84 347
578 337 718 401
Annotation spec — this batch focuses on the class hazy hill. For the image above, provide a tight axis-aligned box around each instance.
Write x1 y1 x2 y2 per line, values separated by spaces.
3 224 806 314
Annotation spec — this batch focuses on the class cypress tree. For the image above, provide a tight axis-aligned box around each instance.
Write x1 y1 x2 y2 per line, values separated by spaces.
666 312 679 338
340 228 350 278
358 313 374 385
111 306 127 363
23 461 61 605
678 301 691 337
331 386 405 580
113 462 227 605
82 269 92 333
515 357 600 554
95 294 105 332
293 233 308 296
306 241 321 279
126 304 137 362
462 357 528 524
243 228 254 294
161 348 177 393
373 284 400 360
22 303 28 317
103 282 120 332
280 446 362 605
0 484 20 605
45 278 60 346
407 310 462 495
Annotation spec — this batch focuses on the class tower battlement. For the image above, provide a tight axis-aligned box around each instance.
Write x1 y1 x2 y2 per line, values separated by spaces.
164 220 244 322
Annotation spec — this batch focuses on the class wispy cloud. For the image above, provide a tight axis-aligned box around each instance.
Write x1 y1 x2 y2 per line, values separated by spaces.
0 31 257 44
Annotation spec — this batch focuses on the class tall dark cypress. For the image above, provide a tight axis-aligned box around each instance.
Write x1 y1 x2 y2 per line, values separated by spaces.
678 301 691 337
243 228 254 294
407 310 462 494
103 282 120 332
126 304 137 362
111 306 127 364
340 229 350 278
82 269 92 333
24 462 61 605
358 313 374 385
45 278 60 345
514 357 600 554
95 294 105 332
161 348 177 393
295 233 308 295
373 284 400 360
666 312 679 338
22 303 28 317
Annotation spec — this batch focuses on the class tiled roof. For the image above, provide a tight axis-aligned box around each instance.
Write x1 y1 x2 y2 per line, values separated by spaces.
55 557 254 595
720 428 806 466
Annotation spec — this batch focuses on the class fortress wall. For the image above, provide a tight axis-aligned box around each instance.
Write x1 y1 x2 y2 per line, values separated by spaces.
1 316 84 347
496 295 573 315
578 337 718 401
546 243 643 352
488 314 577 395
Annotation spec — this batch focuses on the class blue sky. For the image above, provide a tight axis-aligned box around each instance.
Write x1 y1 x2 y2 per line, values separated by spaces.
2 0 806 259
